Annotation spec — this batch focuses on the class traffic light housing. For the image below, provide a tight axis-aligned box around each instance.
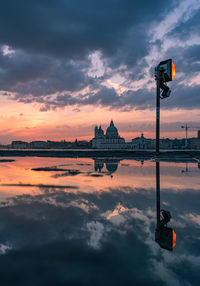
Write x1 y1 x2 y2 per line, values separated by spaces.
158 59 175 82
155 209 176 251
155 227 176 251
160 82 171 99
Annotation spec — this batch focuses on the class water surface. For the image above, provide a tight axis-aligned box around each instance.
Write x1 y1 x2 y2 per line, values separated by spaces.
0 157 199 285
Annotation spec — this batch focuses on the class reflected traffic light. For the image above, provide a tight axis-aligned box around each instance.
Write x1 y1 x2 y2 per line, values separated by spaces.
155 161 176 251
155 226 176 251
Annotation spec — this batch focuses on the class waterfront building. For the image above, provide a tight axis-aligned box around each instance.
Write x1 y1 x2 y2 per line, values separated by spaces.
160 138 173 149
130 133 155 149
92 120 126 149
190 138 200 149
30 141 47 148
11 141 29 149
189 131 200 149
131 133 147 149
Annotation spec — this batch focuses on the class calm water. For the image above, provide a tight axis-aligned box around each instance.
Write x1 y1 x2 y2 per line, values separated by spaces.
0 157 200 285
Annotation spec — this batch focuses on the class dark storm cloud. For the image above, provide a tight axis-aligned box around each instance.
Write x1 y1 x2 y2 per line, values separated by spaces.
0 0 199 112
83 87 154 110
0 0 180 109
94 83 200 111
168 8 200 41
0 0 174 59
38 87 155 111
7 78 200 112
16 80 200 111
166 84 200 109
0 48 90 95
163 44 200 82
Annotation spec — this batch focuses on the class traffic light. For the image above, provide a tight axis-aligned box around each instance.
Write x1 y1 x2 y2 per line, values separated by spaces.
155 209 176 251
160 209 171 226
155 227 176 251
158 59 175 82
155 58 175 154
160 82 171 99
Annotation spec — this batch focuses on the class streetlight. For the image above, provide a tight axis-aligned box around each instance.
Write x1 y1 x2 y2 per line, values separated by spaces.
155 59 175 156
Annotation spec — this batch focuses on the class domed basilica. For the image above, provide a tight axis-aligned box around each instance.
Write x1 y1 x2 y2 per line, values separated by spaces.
92 120 126 149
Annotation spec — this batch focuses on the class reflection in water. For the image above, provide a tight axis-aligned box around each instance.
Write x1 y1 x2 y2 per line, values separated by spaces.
155 162 176 251
94 158 120 174
0 157 199 285
94 158 144 175
181 162 200 173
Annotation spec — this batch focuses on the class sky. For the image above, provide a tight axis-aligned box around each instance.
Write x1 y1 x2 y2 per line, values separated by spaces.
0 0 200 143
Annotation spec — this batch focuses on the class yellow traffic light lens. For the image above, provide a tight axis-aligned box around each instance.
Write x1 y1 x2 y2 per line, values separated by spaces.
158 59 175 81
172 61 175 80
172 229 176 248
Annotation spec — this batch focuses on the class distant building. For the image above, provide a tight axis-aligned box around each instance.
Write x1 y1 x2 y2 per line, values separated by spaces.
46 140 70 149
130 133 155 149
30 141 47 148
190 130 200 149
11 141 29 149
160 138 173 149
190 139 200 149
75 140 91 148
131 133 147 149
92 120 126 149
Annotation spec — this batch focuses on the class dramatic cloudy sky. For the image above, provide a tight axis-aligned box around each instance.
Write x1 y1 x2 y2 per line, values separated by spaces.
0 0 200 143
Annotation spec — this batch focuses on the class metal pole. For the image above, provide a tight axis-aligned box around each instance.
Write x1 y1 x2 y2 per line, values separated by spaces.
156 161 160 230
186 124 188 148
156 71 160 156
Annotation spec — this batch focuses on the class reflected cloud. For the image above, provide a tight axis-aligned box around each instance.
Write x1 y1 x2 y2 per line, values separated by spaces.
87 221 104 249
0 159 15 163
0 158 199 285
106 203 127 220
0 244 12 255
32 167 80 172
0 183 200 285
52 170 81 178
1 183 79 189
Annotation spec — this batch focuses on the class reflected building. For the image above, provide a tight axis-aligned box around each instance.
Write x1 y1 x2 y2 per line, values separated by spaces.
94 158 120 174
181 162 200 173
94 159 104 172
105 159 119 174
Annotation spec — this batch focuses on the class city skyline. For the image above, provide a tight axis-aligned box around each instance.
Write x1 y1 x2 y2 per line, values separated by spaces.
7 119 200 145
1 116 200 145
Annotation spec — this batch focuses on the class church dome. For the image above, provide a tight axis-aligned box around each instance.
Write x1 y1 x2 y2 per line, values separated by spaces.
106 120 119 138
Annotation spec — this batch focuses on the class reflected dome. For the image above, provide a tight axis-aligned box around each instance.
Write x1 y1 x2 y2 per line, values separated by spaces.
106 162 118 174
